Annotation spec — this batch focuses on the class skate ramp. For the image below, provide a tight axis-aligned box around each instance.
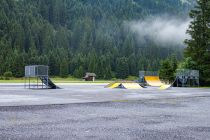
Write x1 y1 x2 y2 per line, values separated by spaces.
144 76 164 87
105 82 121 89
40 76 60 89
120 83 142 89
106 81 143 89
159 84 172 90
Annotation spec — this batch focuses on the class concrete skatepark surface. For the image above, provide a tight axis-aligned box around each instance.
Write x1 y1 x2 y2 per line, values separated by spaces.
0 83 210 139
0 83 210 106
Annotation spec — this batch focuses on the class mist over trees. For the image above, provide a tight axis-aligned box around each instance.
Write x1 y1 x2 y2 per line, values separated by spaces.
0 0 194 79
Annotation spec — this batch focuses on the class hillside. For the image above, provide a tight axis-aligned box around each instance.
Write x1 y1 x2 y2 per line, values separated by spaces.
0 0 195 79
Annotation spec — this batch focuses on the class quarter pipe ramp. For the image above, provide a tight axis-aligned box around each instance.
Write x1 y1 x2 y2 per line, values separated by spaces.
40 76 60 89
144 76 164 86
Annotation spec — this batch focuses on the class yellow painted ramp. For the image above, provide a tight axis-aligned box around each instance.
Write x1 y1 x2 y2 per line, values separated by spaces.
121 83 142 89
107 82 121 89
105 82 116 88
159 84 171 90
145 76 164 86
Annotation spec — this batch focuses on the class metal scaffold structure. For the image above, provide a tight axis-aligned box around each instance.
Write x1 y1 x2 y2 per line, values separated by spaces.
24 65 60 89
24 65 49 89
175 69 199 87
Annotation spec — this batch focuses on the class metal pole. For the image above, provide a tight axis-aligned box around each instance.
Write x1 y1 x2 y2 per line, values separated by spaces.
37 77 38 89
42 77 43 89
24 77 25 89
47 76 49 89
176 77 178 87
29 77 30 89
182 78 183 87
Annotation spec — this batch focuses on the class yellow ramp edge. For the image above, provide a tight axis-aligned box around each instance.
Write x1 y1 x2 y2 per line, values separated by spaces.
108 83 121 89
106 81 143 89
105 82 116 88
106 81 133 88
145 76 164 86
121 83 142 89
159 84 171 90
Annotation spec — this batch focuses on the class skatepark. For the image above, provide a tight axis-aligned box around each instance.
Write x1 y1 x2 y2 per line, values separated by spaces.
0 65 205 107
0 83 210 106
1 66 210 139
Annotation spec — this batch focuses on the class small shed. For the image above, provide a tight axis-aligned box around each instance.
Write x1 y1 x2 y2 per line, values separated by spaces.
83 73 96 81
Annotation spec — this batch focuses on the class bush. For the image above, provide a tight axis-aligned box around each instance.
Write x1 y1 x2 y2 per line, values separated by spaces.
3 71 13 80
126 76 138 81
111 78 117 81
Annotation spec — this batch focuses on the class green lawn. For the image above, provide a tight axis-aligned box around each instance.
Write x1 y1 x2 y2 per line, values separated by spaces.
200 87 210 88
0 77 112 83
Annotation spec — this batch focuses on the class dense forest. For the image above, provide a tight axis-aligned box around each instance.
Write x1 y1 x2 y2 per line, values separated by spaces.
0 0 195 79
184 0 210 84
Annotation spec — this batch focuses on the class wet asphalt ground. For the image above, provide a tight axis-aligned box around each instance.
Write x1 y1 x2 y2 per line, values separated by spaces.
0 84 210 106
0 96 210 140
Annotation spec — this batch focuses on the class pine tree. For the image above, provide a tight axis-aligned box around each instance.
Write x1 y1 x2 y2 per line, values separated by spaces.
128 54 137 76
179 57 196 69
159 59 174 83
169 55 178 73
184 0 210 84
73 66 84 78
88 50 97 73
60 58 69 78
116 57 129 79
11 50 25 77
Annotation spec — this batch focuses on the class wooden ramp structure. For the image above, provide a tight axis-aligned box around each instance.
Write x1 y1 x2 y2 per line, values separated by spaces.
105 82 121 89
106 81 143 89
159 84 172 90
121 83 143 89
144 76 163 86
144 76 172 90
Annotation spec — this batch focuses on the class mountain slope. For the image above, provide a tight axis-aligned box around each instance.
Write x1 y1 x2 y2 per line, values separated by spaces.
0 0 195 78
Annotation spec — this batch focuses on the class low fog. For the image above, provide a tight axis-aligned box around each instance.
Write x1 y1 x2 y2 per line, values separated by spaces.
125 16 191 47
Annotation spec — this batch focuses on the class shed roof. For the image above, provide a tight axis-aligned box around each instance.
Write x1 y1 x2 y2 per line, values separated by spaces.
84 72 96 77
